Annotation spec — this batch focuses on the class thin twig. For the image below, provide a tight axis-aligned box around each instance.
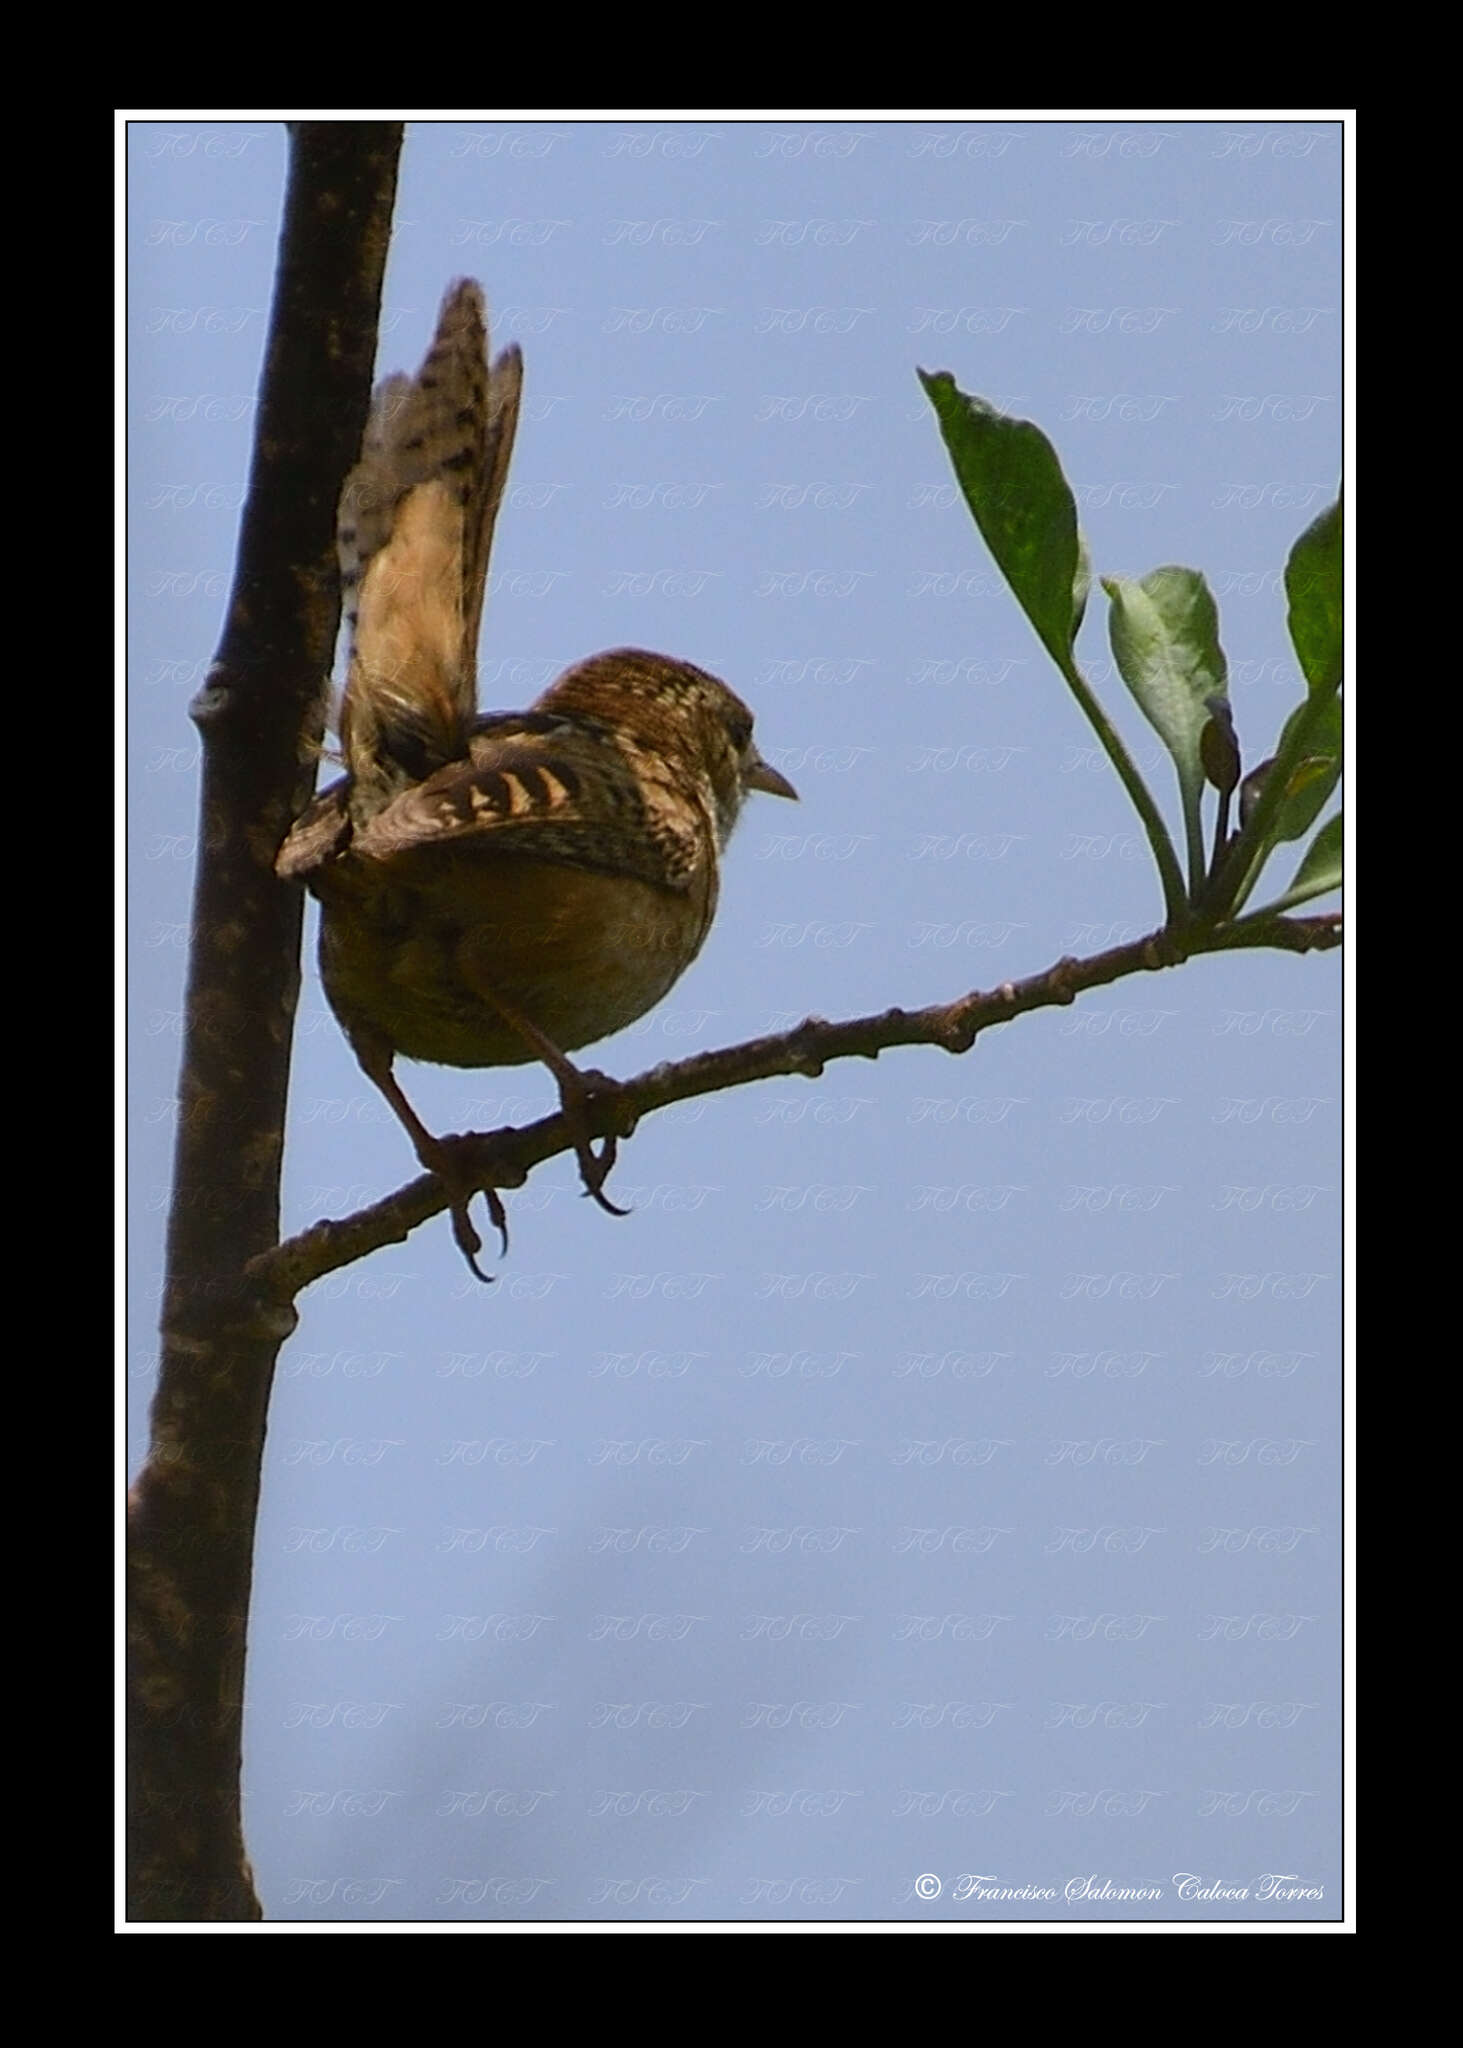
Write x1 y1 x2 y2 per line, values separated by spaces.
251 913 1342 1302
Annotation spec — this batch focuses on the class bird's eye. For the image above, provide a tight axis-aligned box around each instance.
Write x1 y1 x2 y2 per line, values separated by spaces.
727 713 753 753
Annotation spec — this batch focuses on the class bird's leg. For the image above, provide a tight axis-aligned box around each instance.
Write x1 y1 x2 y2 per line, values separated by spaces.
459 981 630 1218
350 1027 508 1282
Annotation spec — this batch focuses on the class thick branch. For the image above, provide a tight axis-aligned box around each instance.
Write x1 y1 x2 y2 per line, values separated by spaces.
252 912 1341 1300
127 124 402 1923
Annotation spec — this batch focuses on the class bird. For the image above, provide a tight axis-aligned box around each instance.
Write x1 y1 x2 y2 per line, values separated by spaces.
277 279 797 1276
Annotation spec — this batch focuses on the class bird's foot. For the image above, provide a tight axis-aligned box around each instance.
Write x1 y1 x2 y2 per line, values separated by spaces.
554 1067 630 1217
422 1135 510 1284
348 1031 510 1282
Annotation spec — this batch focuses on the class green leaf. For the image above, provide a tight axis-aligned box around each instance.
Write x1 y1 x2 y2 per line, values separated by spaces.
1105 568 1230 771
1290 811 1343 899
1071 534 1092 647
915 370 1192 925
918 370 1082 670
1286 496 1342 696
1269 692 1343 842
1104 566 1229 889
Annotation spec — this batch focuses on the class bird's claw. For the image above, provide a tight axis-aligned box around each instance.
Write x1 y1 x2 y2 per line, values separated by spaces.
558 1068 631 1216
429 1136 510 1283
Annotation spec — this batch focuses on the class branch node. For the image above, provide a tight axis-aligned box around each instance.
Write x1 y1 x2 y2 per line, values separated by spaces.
1046 956 1083 1002
787 1017 830 1078
1143 931 1189 969
936 1000 979 1053
188 666 236 730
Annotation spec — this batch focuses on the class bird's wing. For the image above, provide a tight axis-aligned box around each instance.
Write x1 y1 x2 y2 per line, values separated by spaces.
275 778 351 881
351 713 704 893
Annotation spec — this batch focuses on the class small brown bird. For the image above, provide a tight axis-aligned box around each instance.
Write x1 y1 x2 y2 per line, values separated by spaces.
277 280 796 1274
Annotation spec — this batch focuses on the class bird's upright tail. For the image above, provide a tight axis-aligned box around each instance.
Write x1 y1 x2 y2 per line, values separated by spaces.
336 279 523 817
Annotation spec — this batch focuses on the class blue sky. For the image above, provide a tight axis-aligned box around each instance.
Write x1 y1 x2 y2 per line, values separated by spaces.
128 118 1346 1926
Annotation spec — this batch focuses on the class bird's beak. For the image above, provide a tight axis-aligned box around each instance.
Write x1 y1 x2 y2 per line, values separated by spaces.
745 753 799 801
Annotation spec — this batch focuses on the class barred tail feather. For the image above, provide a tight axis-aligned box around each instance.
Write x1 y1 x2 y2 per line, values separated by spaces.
336 280 519 817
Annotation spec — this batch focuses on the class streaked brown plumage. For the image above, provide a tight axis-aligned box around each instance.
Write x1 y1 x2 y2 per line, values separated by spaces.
277 281 795 1274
